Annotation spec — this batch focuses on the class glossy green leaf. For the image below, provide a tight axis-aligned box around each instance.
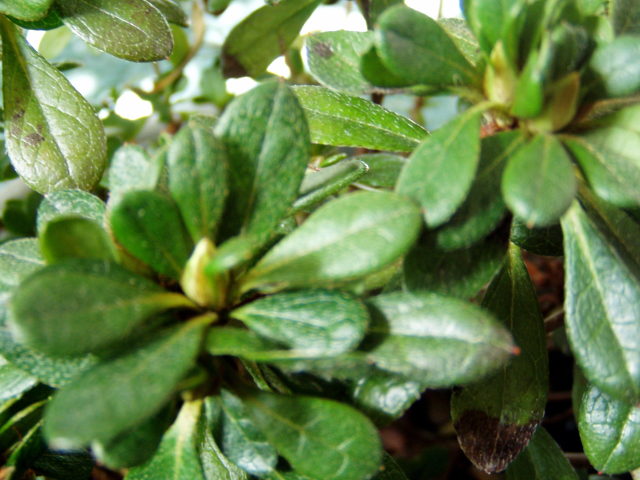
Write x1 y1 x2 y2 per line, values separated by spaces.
232 289 368 357
451 245 549 474
396 109 482 228
293 86 427 152
502 134 576 227
40 217 116 263
506 427 579 480
44 320 206 449
563 105 640 208
108 146 163 205
364 292 513 387
588 36 640 98
128 400 205 479
57 0 173 62
9 8 63 30
8 259 194 356
0 20 106 194
168 123 228 242
0 0 53 21
242 191 421 293
222 0 321 77
303 31 375 95
376 5 477 87
510 219 563 256
0 357 37 404
110 190 193 279
218 389 277 476
244 392 382 480
562 201 640 401
215 81 310 240
146 0 188 26
356 154 405 189
37 189 106 234
579 383 640 474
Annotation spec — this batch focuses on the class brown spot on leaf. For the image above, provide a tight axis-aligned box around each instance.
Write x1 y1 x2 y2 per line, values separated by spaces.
221 52 249 78
24 133 45 147
312 41 334 59
454 410 539 473
12 109 25 121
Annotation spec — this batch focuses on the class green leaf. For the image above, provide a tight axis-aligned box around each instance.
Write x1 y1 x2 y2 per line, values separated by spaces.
206 327 304 361
128 400 205 479
293 86 427 152
37 189 106 234
360 47 412 89
356 0 403 27
356 154 405 189
231 289 368 357
372 453 409 480
222 0 321 77
364 292 513 387
462 0 518 55
303 31 375 95
108 146 163 205
451 245 549 474
110 190 193 280
375 5 477 87
0 357 37 404
215 81 310 240
0 0 53 21
0 239 44 296
611 0 640 34
43 319 207 449
146 0 188 26
8 259 194 356
396 109 482 228
438 18 481 66
0 20 106 194
218 389 278 476
562 201 640 401
502 134 576 227
168 123 228 242
579 383 640 474
588 36 640 98
57 0 173 62
563 105 640 208
505 427 579 480
242 191 421 293
40 217 116 263
510 219 563 256
244 392 382 480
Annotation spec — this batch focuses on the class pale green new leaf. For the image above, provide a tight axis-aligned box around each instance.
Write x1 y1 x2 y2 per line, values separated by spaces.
0 0 53 21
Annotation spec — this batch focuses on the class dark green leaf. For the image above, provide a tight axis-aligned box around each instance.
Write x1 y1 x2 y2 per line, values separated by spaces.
232 289 368 357
8 259 194 356
303 31 375 95
0 20 106 194
37 189 106 234
506 427 579 480
215 81 310 240
562 201 640 401
108 146 163 205
146 0 188 26
168 123 228 242
451 245 549 474
128 400 205 479
0 0 53 21
244 392 382 480
43 319 207 449
0 357 37 403
502 134 576 227
376 5 477 87
30 449 94 480
588 36 640 98
510 219 563 256
110 190 193 279
372 453 409 480
364 292 513 387
360 47 412 89
222 0 321 77
356 154 405 189
57 0 173 62
2 192 41 237
293 86 427 152
579 383 640 474
356 0 403 27
40 217 116 263
242 191 421 293
218 389 277 475
396 109 482 228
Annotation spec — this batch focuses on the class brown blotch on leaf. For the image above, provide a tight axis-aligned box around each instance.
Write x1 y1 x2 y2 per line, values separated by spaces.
24 132 45 147
221 52 249 78
12 109 25 121
312 41 334 59
454 410 539 474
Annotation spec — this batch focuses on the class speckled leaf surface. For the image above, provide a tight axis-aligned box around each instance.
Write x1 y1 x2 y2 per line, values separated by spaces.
0 357 37 404
146 0 187 26
108 146 163 205
37 190 106 234
0 0 53 20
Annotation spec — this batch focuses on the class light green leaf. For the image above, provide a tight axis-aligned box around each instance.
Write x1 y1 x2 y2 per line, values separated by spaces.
43 319 207 449
502 134 576 227
146 0 188 26
39 216 116 263
215 81 310 240
108 146 163 205
8 259 194 356
356 154 405 189
244 392 382 480
37 189 106 234
376 5 477 87
293 86 427 152
232 289 368 357
221 0 321 77
57 0 173 62
0 20 106 194
579 383 640 474
396 109 482 227
0 357 37 404
303 31 375 95
364 292 514 387
242 191 422 293
127 400 205 479
0 0 53 21
462 0 519 55
451 245 548 474
0 239 44 296
110 190 193 280
562 200 640 401
588 36 640 98
506 427 579 480
206 327 303 361
438 18 481 66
